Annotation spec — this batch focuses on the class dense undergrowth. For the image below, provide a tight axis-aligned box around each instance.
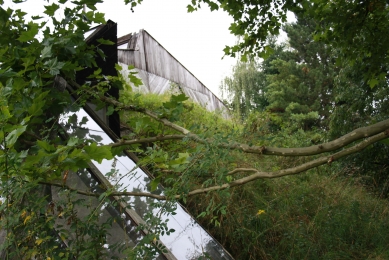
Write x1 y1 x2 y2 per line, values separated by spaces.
120 89 389 260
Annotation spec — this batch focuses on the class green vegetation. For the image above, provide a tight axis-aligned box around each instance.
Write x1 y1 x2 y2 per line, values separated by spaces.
2 0 389 259
124 87 389 259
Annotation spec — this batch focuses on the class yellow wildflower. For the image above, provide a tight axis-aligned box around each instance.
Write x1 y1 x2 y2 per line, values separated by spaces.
256 209 265 216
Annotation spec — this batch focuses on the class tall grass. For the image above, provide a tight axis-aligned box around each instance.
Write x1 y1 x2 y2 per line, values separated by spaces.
187 169 389 259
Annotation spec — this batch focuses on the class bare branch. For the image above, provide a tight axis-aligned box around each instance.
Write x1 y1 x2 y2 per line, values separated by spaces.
187 130 389 196
226 168 258 176
43 130 389 200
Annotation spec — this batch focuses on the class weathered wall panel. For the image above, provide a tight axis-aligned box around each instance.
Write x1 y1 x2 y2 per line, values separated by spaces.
117 29 229 117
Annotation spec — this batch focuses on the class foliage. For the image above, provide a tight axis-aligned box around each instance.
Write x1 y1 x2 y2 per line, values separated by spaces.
150 95 388 259
222 15 336 132
270 14 336 130
189 170 389 260
0 0 153 258
329 56 389 197
2 0 389 259
126 0 389 86
220 58 268 119
309 0 389 86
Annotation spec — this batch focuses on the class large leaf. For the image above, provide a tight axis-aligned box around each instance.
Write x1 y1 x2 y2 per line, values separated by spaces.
5 125 27 147
84 143 113 163
37 140 56 153
97 38 114 45
168 153 190 166
18 22 39 42
44 3 60 16
40 45 52 60
44 57 65 75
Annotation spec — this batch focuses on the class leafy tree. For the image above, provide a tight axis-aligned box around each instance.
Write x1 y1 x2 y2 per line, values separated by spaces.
329 57 389 197
1 0 389 259
220 58 268 119
265 15 336 130
188 0 389 84
222 15 336 131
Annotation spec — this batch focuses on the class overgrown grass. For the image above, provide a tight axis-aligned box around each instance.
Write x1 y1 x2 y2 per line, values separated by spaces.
120 90 389 260
188 170 389 259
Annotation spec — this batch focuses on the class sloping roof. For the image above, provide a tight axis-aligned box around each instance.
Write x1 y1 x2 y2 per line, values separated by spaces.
117 30 229 116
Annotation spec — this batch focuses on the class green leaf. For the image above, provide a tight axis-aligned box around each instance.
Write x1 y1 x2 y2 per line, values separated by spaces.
22 56 36 72
44 57 65 75
5 125 27 147
97 38 114 45
31 15 44 20
37 140 56 153
187 5 195 12
197 212 207 218
171 94 189 102
84 143 113 163
44 3 60 16
128 74 143 87
41 45 52 60
150 177 161 192
0 6 10 24
88 68 102 78
0 105 11 121
228 23 244 36
67 137 79 146
106 106 114 116
368 78 379 88
208 2 218 11
18 22 39 42
28 91 49 116
168 153 189 166
115 63 122 71
94 12 106 24
240 53 248 62
0 68 17 79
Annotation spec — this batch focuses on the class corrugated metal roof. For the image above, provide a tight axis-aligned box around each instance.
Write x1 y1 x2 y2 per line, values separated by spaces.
117 30 229 117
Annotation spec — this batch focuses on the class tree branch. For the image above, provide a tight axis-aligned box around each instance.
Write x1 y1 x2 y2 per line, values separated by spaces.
109 135 185 147
186 130 389 196
41 130 389 200
40 181 168 200
94 90 389 157
76 83 389 158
